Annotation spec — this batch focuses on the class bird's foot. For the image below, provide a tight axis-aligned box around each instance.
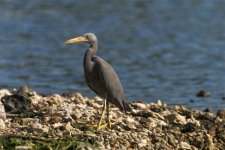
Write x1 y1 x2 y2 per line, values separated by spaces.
98 120 118 130
90 121 117 130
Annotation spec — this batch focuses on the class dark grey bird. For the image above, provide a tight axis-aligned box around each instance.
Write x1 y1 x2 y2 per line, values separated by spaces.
65 33 132 129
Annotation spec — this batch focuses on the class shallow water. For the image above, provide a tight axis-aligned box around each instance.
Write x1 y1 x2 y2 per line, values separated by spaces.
0 0 224 111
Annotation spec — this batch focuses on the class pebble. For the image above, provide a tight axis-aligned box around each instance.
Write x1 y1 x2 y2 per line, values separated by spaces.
132 103 147 110
216 109 225 119
138 139 148 147
74 93 85 103
0 119 6 129
156 100 162 106
63 131 71 138
180 142 191 149
86 101 101 108
64 122 73 131
165 113 187 125
147 117 167 128
196 90 210 97
0 89 11 99
31 124 49 133
50 116 62 123
71 110 82 120
0 101 6 121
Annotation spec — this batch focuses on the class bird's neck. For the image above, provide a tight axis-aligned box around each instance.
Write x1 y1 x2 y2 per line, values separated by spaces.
83 44 97 72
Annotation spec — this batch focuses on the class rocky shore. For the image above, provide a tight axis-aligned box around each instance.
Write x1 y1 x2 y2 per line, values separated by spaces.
0 86 224 149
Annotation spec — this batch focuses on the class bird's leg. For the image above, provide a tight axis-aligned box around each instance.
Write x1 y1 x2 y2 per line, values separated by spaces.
106 100 112 128
96 97 116 130
97 98 107 129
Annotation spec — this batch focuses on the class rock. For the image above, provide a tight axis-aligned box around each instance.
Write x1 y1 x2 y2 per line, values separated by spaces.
148 110 165 120
63 131 71 138
0 119 6 129
126 122 137 130
179 142 191 149
186 115 200 127
93 96 103 102
203 107 212 112
17 86 32 96
165 113 187 125
167 134 177 147
181 123 197 133
64 122 73 131
216 109 225 119
50 116 62 123
71 109 82 120
0 101 6 120
124 117 135 123
156 100 162 106
0 89 11 99
196 90 210 97
138 139 148 148
31 123 49 133
76 104 87 109
52 122 63 129
73 93 86 103
86 101 101 109
50 94 64 106
204 133 215 150
132 103 147 110
147 117 167 128
2 91 32 112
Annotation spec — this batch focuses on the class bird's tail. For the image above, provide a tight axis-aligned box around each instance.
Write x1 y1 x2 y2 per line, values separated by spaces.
122 100 132 112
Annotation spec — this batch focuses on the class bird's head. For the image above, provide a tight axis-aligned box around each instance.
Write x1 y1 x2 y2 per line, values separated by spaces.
65 33 97 45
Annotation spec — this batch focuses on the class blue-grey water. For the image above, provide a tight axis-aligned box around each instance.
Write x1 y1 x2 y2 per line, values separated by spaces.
0 0 224 111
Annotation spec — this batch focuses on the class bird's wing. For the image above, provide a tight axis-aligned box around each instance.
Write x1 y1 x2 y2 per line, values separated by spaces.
95 57 125 102
94 57 132 112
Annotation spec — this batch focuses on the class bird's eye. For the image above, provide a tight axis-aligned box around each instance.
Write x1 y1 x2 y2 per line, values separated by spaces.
84 35 89 39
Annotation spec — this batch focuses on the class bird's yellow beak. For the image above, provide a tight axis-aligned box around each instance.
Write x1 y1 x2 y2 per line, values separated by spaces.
65 36 88 44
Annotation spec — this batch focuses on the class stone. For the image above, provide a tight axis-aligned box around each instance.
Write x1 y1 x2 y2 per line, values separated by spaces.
124 117 135 123
216 109 225 119
64 122 73 131
30 119 49 133
179 142 191 149
0 101 6 121
186 116 200 127
50 116 62 123
52 122 63 129
0 119 5 129
71 109 82 120
165 113 187 125
205 133 215 150
50 94 64 106
156 100 162 106
196 90 210 97
138 139 148 148
132 103 147 110
86 101 101 109
0 89 11 99
93 96 103 102
63 131 71 138
73 93 85 103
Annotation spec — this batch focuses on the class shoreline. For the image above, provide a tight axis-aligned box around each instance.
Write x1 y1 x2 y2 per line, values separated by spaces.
0 86 224 149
